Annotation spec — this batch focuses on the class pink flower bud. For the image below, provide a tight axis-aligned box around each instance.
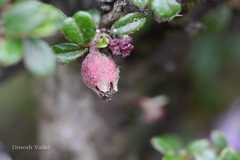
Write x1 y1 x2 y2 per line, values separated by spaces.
109 39 121 56
81 50 119 99
109 36 134 57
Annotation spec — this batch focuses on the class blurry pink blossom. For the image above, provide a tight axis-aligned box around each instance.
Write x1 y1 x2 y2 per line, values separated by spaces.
139 95 169 123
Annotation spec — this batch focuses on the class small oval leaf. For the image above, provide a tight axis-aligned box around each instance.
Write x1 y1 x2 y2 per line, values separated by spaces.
53 43 80 54
62 18 84 45
188 139 217 160
219 148 239 160
151 0 181 22
0 39 23 66
151 135 183 154
31 4 66 38
163 154 183 160
211 131 228 150
111 12 146 35
24 39 56 76
73 11 96 44
3 1 65 38
56 48 88 64
3 1 44 36
129 0 149 8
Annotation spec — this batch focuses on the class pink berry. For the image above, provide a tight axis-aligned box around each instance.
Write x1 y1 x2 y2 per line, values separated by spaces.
81 49 119 99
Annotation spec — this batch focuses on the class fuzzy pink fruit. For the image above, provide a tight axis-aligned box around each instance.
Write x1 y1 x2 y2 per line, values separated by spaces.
81 50 119 99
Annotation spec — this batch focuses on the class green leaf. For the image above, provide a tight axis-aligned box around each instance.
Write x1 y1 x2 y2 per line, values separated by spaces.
163 154 184 160
23 39 56 76
96 35 109 48
73 11 96 44
188 139 210 154
111 12 146 35
53 43 88 63
31 4 66 38
62 17 84 45
211 131 228 150
129 0 149 8
53 43 80 53
0 39 23 66
56 49 88 64
151 135 183 154
3 1 45 37
151 0 181 22
188 139 217 160
3 1 65 38
219 148 239 160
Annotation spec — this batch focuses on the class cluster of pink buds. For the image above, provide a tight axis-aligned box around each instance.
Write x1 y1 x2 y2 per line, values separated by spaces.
109 35 134 57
